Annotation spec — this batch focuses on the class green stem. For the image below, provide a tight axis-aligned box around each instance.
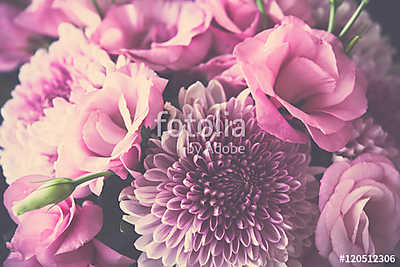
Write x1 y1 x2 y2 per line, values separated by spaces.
345 24 369 54
338 0 369 39
328 0 336 33
73 170 114 187
92 0 104 19
255 0 268 29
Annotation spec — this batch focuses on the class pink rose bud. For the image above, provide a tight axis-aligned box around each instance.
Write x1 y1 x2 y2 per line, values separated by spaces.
11 177 75 216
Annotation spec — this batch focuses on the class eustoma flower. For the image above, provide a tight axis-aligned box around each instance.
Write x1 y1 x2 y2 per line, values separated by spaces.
55 62 167 191
3 175 134 267
315 153 400 266
234 16 367 152
119 81 318 266
90 0 212 71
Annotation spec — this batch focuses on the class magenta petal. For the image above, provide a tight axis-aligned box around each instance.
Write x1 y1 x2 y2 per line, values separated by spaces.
120 142 141 175
253 90 308 143
304 48 356 110
0 3 36 71
314 70 367 121
306 122 353 152
3 253 42 267
277 96 346 134
36 241 94 267
11 211 59 260
15 0 69 37
55 201 103 254
275 57 336 103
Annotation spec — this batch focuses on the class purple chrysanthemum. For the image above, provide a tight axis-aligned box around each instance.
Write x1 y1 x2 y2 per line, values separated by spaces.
120 81 318 267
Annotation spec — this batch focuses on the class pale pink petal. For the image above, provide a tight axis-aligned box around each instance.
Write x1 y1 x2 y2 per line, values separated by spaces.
319 161 351 210
55 201 102 254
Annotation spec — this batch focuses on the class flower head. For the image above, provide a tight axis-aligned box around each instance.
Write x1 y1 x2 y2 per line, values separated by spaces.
234 17 367 152
316 153 400 266
3 174 134 266
55 62 167 186
90 0 212 71
120 81 318 266
0 24 115 186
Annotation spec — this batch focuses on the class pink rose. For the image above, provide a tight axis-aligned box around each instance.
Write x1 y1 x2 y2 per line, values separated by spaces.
0 3 44 71
234 17 367 152
55 62 167 190
3 175 133 266
198 0 313 54
90 0 212 71
315 153 400 266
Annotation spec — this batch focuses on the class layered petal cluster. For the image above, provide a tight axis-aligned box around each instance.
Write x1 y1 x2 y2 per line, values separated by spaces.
55 62 167 192
91 0 212 71
0 24 114 184
316 154 400 267
234 17 367 152
197 0 313 54
120 81 318 267
3 175 134 267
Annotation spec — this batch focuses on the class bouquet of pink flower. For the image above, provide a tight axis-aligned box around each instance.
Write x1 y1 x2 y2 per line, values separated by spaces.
1 0 400 266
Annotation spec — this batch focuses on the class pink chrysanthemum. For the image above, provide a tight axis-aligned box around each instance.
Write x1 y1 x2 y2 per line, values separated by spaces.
119 81 318 267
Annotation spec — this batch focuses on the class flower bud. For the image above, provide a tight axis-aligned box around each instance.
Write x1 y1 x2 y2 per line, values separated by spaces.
12 178 75 216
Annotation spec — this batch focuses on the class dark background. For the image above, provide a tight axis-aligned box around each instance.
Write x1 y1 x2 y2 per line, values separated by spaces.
0 1 400 265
